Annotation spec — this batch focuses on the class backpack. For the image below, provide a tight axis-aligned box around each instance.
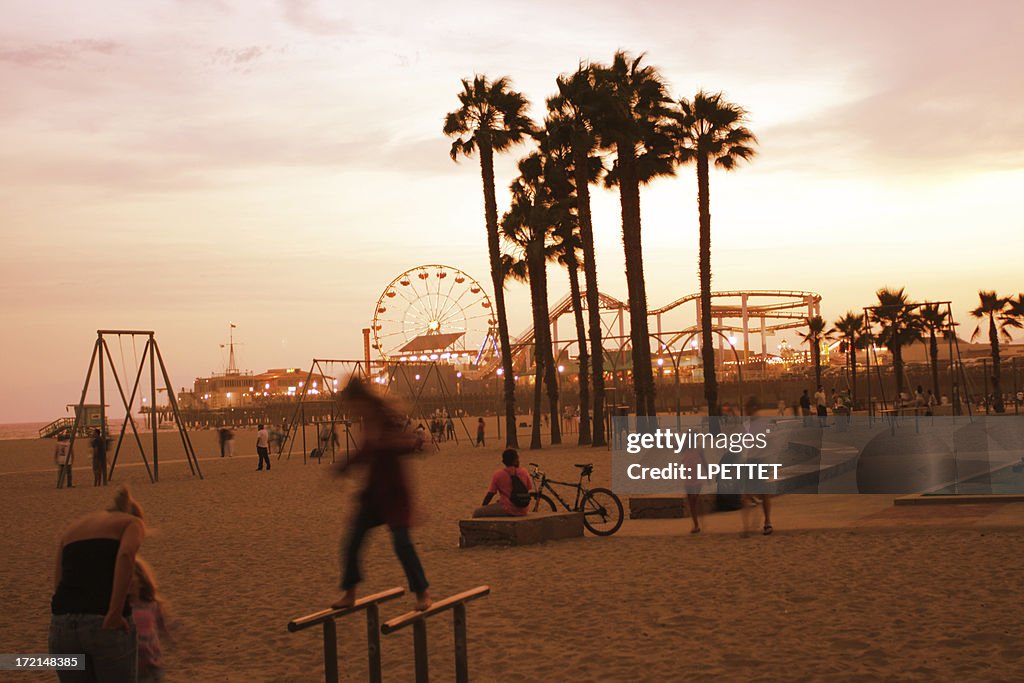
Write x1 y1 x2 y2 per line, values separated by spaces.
508 469 531 508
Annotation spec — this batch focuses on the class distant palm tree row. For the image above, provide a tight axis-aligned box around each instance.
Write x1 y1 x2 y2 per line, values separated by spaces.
444 51 757 448
803 289 1024 413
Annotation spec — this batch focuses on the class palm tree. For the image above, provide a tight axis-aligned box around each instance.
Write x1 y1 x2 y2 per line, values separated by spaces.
970 291 1021 413
500 152 564 447
917 303 950 399
798 315 829 387
589 51 676 416
830 312 868 404
550 223 591 444
668 91 757 417
873 288 920 402
547 66 608 444
444 75 536 447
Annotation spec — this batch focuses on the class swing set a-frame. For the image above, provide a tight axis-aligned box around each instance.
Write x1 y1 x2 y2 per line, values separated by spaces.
280 357 477 463
57 330 202 488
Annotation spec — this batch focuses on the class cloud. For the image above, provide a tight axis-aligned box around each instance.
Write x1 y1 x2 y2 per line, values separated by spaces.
213 45 269 65
0 39 119 68
279 0 352 36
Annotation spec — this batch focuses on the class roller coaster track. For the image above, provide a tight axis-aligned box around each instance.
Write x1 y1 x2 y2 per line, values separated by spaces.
475 289 822 376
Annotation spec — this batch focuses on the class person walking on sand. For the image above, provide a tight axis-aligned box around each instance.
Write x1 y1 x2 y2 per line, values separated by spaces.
55 434 74 488
91 428 108 486
49 486 146 682
476 417 485 446
472 449 532 517
681 447 706 533
740 493 774 536
331 379 431 612
256 424 271 471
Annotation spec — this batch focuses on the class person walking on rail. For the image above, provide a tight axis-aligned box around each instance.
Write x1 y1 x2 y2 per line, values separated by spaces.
331 378 431 612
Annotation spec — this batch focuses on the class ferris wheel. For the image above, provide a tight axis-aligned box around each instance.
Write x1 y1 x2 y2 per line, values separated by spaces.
371 265 497 364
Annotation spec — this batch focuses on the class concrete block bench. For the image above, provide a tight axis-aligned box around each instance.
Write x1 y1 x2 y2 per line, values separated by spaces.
459 512 583 548
628 495 717 519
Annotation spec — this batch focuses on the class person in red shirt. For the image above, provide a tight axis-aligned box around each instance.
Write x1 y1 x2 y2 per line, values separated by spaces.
473 449 533 517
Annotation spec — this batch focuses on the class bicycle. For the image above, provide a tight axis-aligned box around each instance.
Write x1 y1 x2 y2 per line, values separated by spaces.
527 462 624 536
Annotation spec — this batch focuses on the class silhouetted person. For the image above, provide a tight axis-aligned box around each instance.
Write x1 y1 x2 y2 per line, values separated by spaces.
91 429 108 486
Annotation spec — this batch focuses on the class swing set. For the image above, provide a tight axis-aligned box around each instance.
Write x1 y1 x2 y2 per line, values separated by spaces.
57 330 202 488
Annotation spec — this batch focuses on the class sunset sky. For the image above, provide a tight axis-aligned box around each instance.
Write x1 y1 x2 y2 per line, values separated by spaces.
2 1 1023 422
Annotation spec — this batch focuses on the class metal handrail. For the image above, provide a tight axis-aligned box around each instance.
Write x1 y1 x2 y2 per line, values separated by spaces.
287 587 405 683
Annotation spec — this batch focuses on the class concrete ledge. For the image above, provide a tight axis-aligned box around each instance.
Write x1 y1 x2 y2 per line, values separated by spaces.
895 493 1024 506
628 495 716 519
458 512 584 548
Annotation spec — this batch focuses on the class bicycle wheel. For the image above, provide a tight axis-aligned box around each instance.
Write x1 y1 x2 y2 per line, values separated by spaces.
531 492 556 512
580 488 624 536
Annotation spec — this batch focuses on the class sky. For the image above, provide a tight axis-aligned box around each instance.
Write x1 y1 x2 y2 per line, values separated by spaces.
2 0 1023 422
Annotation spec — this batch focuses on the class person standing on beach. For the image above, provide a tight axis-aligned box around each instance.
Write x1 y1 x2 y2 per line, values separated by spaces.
91 428 108 486
476 417 485 446
217 427 230 458
814 385 828 426
55 434 73 488
331 378 431 611
49 486 146 682
799 390 811 426
255 425 270 471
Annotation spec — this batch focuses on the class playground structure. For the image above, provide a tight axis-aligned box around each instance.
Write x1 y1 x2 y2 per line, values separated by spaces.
281 356 476 461
58 330 202 488
288 585 491 683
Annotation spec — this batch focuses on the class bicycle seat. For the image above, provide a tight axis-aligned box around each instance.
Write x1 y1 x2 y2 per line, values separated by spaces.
575 463 594 476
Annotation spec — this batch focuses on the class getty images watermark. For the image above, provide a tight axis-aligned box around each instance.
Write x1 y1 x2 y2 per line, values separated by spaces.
623 426 780 483
612 417 782 495
612 414 1024 495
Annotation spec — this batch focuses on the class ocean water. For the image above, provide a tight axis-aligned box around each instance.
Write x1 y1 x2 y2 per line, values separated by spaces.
0 420 127 440
0 422 48 440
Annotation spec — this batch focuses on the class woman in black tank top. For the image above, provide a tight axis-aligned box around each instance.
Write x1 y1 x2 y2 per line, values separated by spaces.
48 487 146 682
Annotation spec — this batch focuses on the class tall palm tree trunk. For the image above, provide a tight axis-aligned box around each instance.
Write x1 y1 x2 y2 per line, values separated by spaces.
618 146 656 416
893 347 905 400
526 255 549 449
479 144 518 447
813 344 822 387
849 346 857 405
567 259 592 444
533 250 562 444
530 348 544 449
988 316 1004 412
696 155 719 416
573 146 606 445
929 332 940 397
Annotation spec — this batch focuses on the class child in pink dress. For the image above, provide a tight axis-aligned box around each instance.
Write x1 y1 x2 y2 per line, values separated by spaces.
130 558 170 683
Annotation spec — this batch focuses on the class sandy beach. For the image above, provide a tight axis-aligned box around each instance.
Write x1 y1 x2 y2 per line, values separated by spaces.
1 428 1022 682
